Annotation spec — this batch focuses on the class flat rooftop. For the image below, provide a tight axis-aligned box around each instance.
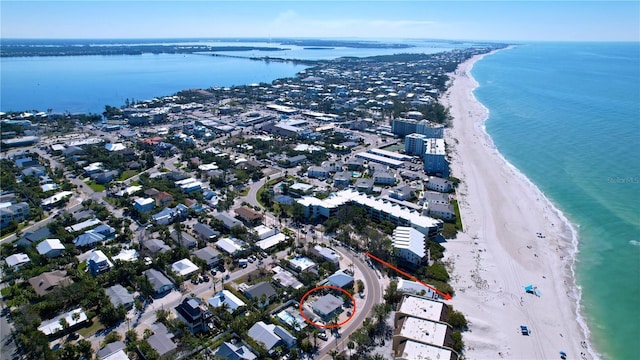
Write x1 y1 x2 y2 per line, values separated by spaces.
425 138 446 155
355 152 404 167
397 316 448 347
368 148 412 161
397 340 456 360
397 295 445 322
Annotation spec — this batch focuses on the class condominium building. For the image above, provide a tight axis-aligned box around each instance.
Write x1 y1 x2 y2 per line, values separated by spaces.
423 138 449 177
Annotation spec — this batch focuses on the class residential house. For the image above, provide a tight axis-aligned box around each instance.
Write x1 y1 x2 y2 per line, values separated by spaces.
133 198 155 213
91 224 116 239
174 297 214 334
216 237 246 257
426 203 456 221
389 185 415 201
313 245 340 264
87 250 114 277
354 178 374 192
5 253 30 269
425 176 453 193
97 341 129 360
208 290 246 313
21 165 47 177
0 202 30 229
146 323 177 359
193 222 220 242
142 239 171 256
91 170 120 184
41 191 73 209
213 341 257 360
28 270 73 296
333 171 351 188
105 284 135 309
170 230 198 249
256 233 287 251
155 191 174 207
152 207 175 225
312 294 344 321
38 308 88 338
322 160 344 173
243 282 277 307
193 247 222 269
213 213 243 231
421 191 450 206
171 259 199 277
289 256 317 273
144 269 174 296
36 239 65 258
345 157 365 171
234 206 263 225
307 166 330 179
16 227 51 248
324 270 354 289
373 170 397 185
280 154 307 167
248 321 296 354
73 231 106 248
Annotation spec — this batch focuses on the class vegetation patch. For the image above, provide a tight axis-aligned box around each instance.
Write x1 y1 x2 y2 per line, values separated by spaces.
85 180 105 192
118 170 138 181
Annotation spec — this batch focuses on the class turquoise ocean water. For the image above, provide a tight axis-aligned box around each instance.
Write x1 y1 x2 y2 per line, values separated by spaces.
472 42 640 359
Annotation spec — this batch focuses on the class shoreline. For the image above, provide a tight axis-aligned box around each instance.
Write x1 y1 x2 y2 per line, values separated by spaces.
442 49 598 359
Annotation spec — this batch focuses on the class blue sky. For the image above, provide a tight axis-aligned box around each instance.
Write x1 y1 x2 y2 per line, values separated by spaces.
1 1 638 41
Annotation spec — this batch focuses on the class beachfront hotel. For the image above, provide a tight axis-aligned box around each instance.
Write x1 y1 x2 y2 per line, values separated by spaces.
297 189 443 238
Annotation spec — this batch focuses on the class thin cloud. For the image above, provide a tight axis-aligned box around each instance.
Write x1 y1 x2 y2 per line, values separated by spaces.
268 11 438 37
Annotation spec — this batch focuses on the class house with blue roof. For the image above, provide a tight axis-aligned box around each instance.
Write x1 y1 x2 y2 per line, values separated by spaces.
324 269 354 289
91 224 116 239
73 231 106 248
152 207 176 225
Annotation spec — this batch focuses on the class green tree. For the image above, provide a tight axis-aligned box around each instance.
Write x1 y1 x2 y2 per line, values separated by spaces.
447 309 468 331
451 330 464 352
356 279 365 297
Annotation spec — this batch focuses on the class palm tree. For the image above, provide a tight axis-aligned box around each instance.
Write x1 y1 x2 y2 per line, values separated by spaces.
347 341 355 359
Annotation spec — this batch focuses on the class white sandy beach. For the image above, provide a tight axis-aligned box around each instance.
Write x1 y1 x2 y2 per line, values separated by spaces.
442 51 597 360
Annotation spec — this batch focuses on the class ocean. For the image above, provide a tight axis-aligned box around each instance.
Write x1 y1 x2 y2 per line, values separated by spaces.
471 42 640 359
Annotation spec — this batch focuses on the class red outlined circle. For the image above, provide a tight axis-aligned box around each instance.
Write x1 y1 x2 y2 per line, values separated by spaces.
298 285 356 329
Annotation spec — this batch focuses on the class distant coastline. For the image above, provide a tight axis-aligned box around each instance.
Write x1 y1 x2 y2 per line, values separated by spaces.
0 38 415 58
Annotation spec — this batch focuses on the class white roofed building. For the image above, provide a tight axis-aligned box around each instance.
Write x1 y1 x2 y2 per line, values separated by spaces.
171 258 199 277
36 239 65 258
256 233 287 250
297 190 442 238
392 226 428 267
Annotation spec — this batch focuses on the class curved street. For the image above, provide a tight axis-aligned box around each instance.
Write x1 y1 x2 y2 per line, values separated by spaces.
242 173 385 359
